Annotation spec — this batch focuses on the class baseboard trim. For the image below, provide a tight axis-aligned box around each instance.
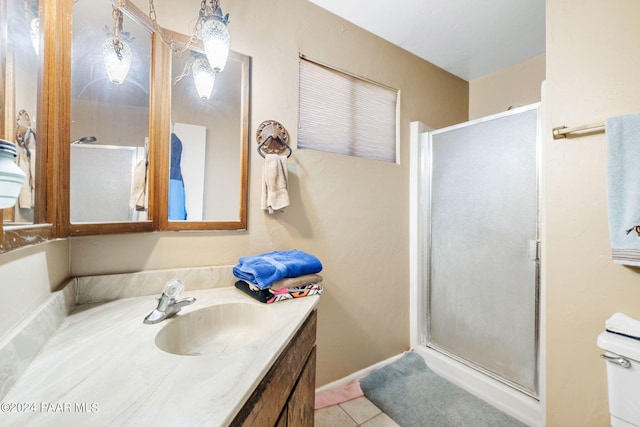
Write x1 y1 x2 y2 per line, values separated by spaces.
315 352 406 393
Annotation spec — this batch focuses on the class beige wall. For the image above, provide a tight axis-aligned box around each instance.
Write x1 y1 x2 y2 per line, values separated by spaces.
545 1 640 425
0 240 70 338
65 0 468 386
7 1 638 424
72 100 149 147
9 1 638 424
469 54 545 120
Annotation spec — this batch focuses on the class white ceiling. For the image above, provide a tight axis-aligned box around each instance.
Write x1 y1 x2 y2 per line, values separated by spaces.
307 0 545 81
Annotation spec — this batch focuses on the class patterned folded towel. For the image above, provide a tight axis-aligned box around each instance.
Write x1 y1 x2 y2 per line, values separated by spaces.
235 280 323 304
233 250 323 290
606 312 640 340
248 274 323 291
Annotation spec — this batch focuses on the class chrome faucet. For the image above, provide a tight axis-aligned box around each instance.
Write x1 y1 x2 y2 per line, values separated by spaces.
144 279 196 324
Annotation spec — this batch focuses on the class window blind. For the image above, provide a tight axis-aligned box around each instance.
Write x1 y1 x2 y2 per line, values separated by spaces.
298 57 398 163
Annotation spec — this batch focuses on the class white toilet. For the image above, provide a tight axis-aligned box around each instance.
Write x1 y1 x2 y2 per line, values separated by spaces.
597 331 640 426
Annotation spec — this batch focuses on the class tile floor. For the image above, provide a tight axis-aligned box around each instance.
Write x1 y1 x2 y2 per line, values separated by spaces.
314 396 399 427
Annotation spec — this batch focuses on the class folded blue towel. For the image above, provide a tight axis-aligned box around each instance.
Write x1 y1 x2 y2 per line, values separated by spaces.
605 113 640 266
233 250 323 290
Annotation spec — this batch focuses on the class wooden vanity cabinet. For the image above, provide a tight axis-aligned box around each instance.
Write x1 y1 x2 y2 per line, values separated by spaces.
231 309 317 427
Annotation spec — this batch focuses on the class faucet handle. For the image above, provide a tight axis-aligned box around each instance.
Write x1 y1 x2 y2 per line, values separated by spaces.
164 279 185 298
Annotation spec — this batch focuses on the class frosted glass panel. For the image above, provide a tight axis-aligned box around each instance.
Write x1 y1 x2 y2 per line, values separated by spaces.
427 107 539 395
70 145 140 223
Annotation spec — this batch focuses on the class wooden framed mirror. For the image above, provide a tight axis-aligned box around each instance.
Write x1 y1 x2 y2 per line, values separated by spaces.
61 0 156 236
156 30 249 231
2 0 250 243
0 0 57 252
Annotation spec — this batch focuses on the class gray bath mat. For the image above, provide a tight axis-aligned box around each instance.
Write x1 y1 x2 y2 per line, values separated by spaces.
360 352 527 427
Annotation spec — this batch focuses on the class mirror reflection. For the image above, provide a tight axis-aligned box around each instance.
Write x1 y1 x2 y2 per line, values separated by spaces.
169 45 247 223
3 0 40 225
70 0 151 223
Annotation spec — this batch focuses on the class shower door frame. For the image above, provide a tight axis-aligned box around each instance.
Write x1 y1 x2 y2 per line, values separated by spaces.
408 103 543 427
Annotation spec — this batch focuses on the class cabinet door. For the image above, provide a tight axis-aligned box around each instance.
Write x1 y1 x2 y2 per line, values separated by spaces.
275 407 288 427
230 310 317 426
287 347 316 426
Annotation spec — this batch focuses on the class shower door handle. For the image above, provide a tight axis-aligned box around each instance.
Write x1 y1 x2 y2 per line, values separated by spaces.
528 240 540 261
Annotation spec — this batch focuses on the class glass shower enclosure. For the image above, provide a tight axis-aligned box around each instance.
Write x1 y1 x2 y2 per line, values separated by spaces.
419 104 540 397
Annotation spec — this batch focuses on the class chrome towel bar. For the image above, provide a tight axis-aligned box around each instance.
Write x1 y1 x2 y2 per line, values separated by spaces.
553 121 605 139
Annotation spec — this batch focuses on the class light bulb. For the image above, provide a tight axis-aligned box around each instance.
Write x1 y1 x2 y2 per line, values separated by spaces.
102 36 132 84
192 57 216 99
201 17 230 72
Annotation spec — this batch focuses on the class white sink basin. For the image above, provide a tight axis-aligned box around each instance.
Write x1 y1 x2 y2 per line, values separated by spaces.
155 303 274 356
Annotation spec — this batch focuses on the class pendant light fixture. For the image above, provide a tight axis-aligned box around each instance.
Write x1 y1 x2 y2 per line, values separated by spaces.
0 140 27 209
191 55 216 100
147 0 230 98
201 0 230 73
103 7 132 85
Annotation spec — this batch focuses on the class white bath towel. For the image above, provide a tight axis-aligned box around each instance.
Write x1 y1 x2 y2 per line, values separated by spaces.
605 312 640 340
261 154 289 214
17 145 35 209
16 111 36 209
129 159 148 211
605 113 640 266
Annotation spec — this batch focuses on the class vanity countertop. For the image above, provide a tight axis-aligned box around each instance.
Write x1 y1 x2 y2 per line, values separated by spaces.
2 286 319 426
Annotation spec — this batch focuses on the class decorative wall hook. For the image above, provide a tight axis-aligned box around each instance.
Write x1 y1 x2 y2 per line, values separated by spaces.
256 120 292 158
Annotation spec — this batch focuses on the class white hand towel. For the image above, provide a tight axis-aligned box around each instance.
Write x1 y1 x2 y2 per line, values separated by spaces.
605 113 640 266
261 154 289 214
129 159 148 211
17 146 35 209
605 312 640 339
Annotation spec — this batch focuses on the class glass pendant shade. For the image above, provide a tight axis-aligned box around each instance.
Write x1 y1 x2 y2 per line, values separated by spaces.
102 36 132 84
192 57 216 99
201 17 230 72
0 140 27 209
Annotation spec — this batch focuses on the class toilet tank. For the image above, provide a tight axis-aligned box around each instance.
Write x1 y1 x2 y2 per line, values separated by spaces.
597 332 640 427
